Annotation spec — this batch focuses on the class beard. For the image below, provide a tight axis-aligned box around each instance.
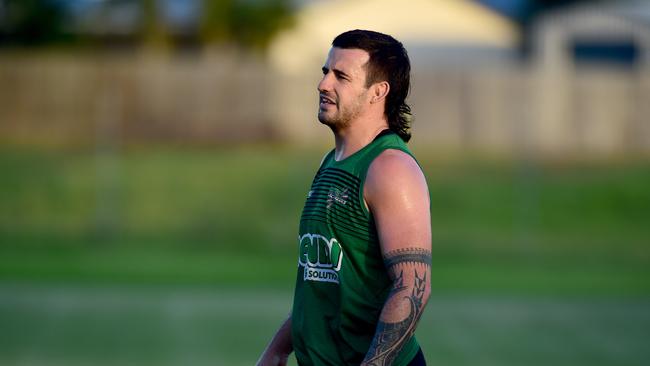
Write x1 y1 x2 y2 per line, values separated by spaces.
318 106 354 130
317 92 366 131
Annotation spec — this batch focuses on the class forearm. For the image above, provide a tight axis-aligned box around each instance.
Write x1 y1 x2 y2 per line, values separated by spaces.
268 315 293 354
361 248 431 366
257 314 293 366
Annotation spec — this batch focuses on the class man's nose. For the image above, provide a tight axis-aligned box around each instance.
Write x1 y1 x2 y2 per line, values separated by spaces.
317 73 331 93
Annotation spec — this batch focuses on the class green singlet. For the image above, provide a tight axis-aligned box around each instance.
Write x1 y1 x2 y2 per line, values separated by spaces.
291 130 420 366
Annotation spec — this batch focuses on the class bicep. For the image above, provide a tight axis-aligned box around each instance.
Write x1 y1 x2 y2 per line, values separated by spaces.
365 150 431 263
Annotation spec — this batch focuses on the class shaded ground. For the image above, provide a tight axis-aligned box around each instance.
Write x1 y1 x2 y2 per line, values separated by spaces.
1 284 648 366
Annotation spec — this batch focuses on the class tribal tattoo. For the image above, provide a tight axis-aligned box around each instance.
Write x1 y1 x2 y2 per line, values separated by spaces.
362 247 431 366
382 247 432 271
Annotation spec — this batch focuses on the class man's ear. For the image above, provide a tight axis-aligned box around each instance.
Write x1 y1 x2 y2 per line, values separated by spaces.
370 81 390 104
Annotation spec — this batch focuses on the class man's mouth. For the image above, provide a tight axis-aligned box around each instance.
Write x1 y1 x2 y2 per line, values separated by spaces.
319 95 336 107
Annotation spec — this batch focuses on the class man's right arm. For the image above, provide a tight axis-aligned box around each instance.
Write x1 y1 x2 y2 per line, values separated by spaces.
256 314 293 366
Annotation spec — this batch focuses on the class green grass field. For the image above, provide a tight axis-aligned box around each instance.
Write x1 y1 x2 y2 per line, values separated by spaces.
1 284 649 366
1 145 649 365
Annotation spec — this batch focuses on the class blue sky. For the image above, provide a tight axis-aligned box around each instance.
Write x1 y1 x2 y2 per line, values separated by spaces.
477 0 533 21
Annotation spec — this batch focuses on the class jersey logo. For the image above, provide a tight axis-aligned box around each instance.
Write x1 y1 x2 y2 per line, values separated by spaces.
327 187 349 208
298 233 343 284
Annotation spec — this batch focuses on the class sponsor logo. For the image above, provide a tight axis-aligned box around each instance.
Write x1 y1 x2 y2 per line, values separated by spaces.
298 233 343 284
327 187 349 208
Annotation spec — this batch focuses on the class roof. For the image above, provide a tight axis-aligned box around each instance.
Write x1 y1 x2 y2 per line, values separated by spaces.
268 0 520 74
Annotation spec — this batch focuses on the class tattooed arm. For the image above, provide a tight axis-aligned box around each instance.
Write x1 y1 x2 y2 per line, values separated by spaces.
362 149 432 366
363 248 431 366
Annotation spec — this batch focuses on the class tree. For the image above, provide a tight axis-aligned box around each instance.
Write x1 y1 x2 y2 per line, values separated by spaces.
0 0 68 46
200 0 294 51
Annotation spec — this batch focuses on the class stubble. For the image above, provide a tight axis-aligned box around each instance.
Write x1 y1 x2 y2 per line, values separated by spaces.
318 91 367 131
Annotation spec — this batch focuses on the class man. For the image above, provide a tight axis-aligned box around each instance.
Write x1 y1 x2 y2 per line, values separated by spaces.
257 29 431 366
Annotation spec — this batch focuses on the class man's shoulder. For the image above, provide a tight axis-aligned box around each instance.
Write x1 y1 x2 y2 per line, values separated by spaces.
365 148 427 201
369 149 421 177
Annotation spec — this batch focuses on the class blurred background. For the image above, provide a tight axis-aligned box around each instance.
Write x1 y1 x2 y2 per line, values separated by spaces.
0 0 649 365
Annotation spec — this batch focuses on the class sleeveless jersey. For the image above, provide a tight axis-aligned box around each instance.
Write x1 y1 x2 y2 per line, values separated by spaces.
291 130 420 366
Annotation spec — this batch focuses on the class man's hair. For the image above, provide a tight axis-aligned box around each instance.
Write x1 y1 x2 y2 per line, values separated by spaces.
332 29 412 142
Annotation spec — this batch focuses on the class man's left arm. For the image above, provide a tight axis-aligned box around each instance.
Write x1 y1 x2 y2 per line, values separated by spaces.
361 149 432 366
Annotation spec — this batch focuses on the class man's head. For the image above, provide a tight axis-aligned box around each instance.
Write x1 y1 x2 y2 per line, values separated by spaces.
318 29 412 142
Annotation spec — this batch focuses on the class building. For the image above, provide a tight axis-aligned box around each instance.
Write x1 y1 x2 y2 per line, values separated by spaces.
531 0 650 155
267 0 520 144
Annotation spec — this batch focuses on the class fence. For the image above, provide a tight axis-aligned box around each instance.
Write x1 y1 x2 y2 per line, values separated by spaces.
1 51 648 157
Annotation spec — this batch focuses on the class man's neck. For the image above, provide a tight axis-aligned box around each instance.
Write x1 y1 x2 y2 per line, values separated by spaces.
332 119 389 161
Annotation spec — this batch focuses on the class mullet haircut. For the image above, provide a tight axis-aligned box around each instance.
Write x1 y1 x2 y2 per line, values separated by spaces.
332 29 412 142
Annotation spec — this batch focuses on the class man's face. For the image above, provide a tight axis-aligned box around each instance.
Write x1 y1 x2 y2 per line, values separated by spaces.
317 47 371 129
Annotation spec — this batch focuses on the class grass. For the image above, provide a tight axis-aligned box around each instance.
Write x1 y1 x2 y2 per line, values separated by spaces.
0 145 324 253
0 145 649 365
1 145 649 292
0 283 648 366
0 246 648 296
